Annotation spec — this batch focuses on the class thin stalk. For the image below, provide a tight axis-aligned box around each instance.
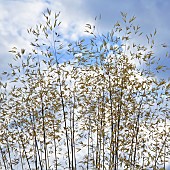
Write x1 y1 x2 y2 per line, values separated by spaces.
102 89 106 170
52 119 58 170
6 136 13 170
32 116 43 170
53 29 71 169
0 146 7 170
18 140 24 170
90 121 95 167
100 89 105 170
28 102 42 170
142 139 145 169
163 117 167 170
132 112 140 169
73 92 77 170
128 120 136 168
87 116 91 170
114 103 121 170
28 78 43 170
114 67 124 170
96 100 100 169
155 136 167 167
108 73 114 170
40 95 48 170
33 138 38 170
99 118 102 170
59 81 71 169
14 117 35 170
98 101 102 169
70 108 74 170
20 136 31 170
16 105 32 170
132 100 143 169
69 91 77 169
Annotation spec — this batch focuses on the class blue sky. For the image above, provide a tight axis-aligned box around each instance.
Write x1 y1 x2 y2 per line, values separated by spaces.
0 1 170 169
0 0 170 73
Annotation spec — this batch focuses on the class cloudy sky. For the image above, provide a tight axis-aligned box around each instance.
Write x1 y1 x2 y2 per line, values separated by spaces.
0 1 170 169
0 0 170 73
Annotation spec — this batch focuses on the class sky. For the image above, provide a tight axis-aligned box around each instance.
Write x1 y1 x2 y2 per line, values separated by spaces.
0 0 170 169
0 0 170 73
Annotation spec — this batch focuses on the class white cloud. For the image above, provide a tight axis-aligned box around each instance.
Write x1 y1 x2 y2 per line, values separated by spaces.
1 0 170 73
0 1 47 71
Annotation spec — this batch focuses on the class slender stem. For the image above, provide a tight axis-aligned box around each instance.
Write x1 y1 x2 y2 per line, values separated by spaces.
0 146 7 170
96 101 99 169
52 120 58 170
53 30 71 169
40 95 48 170
20 135 32 170
28 102 42 170
87 116 90 170
70 108 74 170
133 100 143 169
18 140 24 170
59 81 71 169
108 74 114 170
6 135 13 170
73 92 76 170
